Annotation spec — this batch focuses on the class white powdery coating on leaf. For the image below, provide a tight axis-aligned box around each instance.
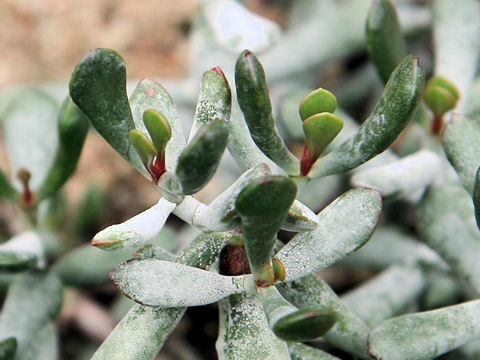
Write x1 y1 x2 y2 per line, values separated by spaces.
351 150 442 198
224 294 290 360
0 231 44 263
113 259 243 307
93 198 175 250
283 199 320 232
276 188 381 281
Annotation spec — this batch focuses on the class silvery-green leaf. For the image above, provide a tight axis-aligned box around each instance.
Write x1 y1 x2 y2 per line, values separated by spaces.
20 322 57 360
283 200 319 232
0 337 16 360
443 114 480 194
92 197 176 250
278 89 309 141
474 166 480 229
111 259 253 307
366 0 407 83
2 89 59 191
418 185 480 294
466 76 480 118
193 163 271 231
309 55 425 179
0 232 43 272
351 150 442 199
288 343 340 360
36 96 89 201
69 49 145 174
221 294 289 360
339 226 440 270
235 50 300 175
278 274 370 359
129 78 186 172
422 271 462 310
367 299 480 360
92 230 228 360
342 262 427 328
433 0 480 112
275 188 381 282
0 272 62 357
91 304 185 360
200 0 281 54
189 67 231 142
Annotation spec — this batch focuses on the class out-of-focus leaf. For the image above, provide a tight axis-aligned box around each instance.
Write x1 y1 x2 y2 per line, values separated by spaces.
368 300 480 360
0 337 16 360
2 89 59 191
20 322 57 360
275 188 381 281
176 119 228 195
351 150 442 199
0 169 18 201
0 232 43 272
288 343 340 360
366 0 407 83
309 55 425 178
443 114 480 194
236 176 297 285
0 272 62 357
418 185 480 294
235 50 300 175
36 96 89 201
69 48 145 174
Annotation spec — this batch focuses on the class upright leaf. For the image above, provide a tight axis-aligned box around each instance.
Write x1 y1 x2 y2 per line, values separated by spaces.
235 50 300 175
36 96 89 201
366 0 407 83
176 119 228 195
235 176 297 286
309 55 425 178
69 48 144 174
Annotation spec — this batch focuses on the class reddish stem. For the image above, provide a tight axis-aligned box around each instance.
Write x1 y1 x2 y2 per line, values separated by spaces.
149 154 166 183
431 115 444 135
300 143 312 176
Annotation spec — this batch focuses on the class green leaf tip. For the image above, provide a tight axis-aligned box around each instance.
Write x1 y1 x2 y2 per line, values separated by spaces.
273 305 336 342
367 0 407 83
272 258 286 282
0 337 17 360
424 76 459 134
301 113 344 176
143 109 171 153
176 119 228 194
235 176 297 284
128 130 159 180
299 88 338 121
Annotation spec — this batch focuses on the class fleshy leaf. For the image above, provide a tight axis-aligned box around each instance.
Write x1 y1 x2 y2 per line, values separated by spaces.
301 112 344 176
368 300 480 360
342 262 427 328
176 119 228 195
111 259 253 307
275 188 381 281
278 274 371 359
283 200 319 232
143 109 171 154
69 48 144 173
92 197 175 251
0 337 16 360
36 96 89 201
189 67 232 142
235 50 300 175
258 285 335 342
0 272 62 357
418 185 480 295
288 342 340 360
0 232 43 272
235 176 297 285
2 89 59 191
351 150 442 199
309 55 425 178
129 78 186 172
443 114 480 194
474 166 480 230
299 88 338 121
366 0 407 83
128 130 157 179
20 322 57 360
0 169 18 201
221 294 290 360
